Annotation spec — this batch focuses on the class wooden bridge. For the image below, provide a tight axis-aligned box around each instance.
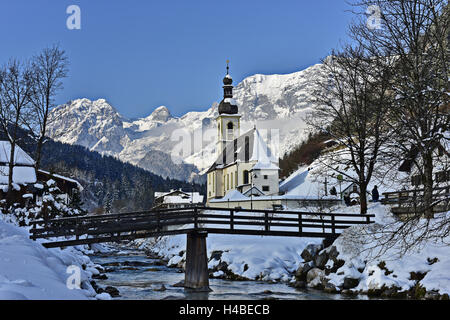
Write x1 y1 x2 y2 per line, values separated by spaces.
30 207 374 291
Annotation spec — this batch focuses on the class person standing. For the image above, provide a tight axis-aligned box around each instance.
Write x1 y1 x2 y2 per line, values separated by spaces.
372 186 380 202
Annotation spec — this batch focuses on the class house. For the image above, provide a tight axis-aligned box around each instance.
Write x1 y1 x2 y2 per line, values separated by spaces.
0 141 37 204
206 64 280 206
153 189 204 209
398 141 450 187
37 170 84 205
340 181 373 205
0 140 83 206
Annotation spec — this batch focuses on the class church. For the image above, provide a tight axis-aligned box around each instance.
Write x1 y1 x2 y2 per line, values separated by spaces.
206 64 280 204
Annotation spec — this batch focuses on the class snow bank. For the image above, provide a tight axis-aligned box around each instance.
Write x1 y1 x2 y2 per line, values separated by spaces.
0 218 101 300
326 204 450 295
134 229 322 282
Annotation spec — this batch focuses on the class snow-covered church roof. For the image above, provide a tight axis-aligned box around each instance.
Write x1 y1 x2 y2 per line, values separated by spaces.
207 128 279 173
211 189 248 202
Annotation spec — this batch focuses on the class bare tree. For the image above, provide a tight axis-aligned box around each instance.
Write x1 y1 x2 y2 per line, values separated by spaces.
349 0 449 218
26 45 68 175
306 45 394 214
0 59 34 202
327 0 450 257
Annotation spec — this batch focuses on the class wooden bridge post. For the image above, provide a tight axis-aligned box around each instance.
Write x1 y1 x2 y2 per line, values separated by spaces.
230 210 234 230
193 207 198 229
75 217 80 241
156 211 161 232
331 215 336 235
264 212 269 232
298 213 303 234
184 231 210 292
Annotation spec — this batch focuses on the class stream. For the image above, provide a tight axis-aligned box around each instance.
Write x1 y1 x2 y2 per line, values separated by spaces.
89 248 368 300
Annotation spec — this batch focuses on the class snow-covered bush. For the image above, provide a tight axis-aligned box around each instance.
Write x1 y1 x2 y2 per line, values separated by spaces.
1 179 81 227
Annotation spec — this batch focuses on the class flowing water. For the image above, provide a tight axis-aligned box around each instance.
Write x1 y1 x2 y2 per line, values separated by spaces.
89 249 367 300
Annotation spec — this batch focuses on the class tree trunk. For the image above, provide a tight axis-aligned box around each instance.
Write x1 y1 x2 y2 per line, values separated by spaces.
360 182 368 215
34 136 44 176
7 142 16 205
422 152 434 219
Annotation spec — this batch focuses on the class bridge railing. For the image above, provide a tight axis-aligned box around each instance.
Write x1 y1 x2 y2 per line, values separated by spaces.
30 208 197 241
196 207 373 237
30 207 375 248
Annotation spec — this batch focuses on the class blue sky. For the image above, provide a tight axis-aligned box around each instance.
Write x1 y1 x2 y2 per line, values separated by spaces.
0 0 354 118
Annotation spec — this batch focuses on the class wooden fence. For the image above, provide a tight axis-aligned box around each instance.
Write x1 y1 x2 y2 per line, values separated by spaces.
382 186 450 214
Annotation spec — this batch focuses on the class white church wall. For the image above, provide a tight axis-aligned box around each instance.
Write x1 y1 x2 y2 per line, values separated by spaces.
252 169 280 195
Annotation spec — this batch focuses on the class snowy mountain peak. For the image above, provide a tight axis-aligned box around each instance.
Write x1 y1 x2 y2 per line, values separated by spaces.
149 106 172 122
48 98 126 154
48 62 329 181
55 98 123 120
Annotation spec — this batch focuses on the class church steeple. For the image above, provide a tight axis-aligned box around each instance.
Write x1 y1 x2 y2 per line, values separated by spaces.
216 60 241 157
218 60 238 114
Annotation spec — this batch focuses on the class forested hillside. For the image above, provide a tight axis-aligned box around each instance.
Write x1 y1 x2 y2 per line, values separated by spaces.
1 127 205 212
37 140 206 212
279 132 332 179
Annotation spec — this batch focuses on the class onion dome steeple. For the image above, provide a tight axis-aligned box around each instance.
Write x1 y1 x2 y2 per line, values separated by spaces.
218 60 238 115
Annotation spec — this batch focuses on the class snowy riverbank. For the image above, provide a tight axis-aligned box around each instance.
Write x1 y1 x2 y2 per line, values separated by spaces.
133 232 322 283
0 217 112 300
2 203 448 300
132 204 450 299
293 203 450 299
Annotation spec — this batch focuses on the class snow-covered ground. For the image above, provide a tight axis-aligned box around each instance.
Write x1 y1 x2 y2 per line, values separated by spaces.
134 229 322 282
307 203 450 296
2 200 447 299
0 217 110 300
133 202 450 297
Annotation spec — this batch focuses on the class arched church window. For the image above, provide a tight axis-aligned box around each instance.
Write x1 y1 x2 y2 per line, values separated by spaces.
227 122 234 140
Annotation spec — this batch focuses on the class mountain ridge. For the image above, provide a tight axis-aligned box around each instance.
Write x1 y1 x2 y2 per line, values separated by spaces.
48 62 327 182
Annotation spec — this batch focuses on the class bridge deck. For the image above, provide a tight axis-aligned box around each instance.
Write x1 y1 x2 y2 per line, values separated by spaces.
30 207 375 248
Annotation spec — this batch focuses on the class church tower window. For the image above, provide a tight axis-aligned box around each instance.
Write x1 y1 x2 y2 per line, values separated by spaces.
243 170 249 185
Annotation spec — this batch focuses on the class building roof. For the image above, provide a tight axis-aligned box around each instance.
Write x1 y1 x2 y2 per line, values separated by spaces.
154 189 190 199
398 141 450 172
154 189 204 204
216 189 248 202
243 186 264 197
252 161 280 171
218 98 238 115
163 194 204 204
207 128 279 173
0 141 36 188
0 141 35 166
37 170 84 191
0 166 36 186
